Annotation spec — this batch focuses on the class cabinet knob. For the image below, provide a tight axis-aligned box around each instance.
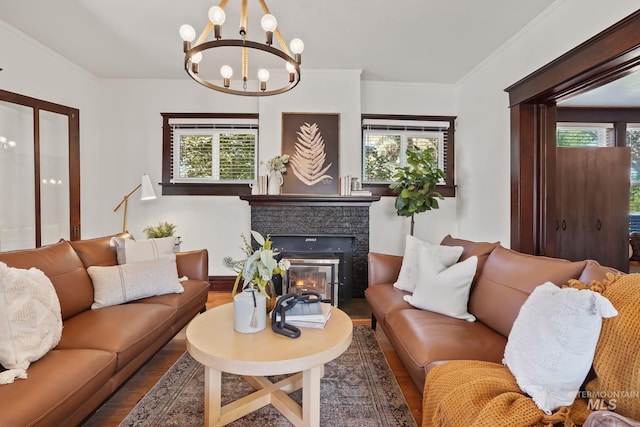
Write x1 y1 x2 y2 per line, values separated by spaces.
597 219 602 230
562 220 567 231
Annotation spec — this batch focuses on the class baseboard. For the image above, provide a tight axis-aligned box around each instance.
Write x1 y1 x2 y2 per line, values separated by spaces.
208 275 235 292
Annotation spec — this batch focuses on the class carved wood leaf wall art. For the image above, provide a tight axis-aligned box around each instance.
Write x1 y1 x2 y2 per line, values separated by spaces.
290 122 334 185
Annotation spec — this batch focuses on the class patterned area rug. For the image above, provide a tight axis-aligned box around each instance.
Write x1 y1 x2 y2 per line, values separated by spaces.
119 325 417 426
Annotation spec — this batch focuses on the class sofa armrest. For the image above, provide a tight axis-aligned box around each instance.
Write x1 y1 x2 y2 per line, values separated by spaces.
368 252 403 286
176 249 209 282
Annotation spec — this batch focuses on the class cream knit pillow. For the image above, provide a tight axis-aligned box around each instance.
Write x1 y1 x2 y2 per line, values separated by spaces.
503 282 617 415
0 262 62 384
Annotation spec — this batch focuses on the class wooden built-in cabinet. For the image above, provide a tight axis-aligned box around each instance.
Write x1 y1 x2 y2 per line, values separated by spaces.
556 147 630 272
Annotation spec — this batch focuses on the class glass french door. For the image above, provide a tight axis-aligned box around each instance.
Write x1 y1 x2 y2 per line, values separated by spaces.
0 90 80 251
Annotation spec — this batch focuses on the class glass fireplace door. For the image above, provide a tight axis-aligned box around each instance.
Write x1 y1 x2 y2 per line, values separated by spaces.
284 257 340 306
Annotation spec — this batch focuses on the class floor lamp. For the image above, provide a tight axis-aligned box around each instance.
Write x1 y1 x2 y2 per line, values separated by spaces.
113 174 157 233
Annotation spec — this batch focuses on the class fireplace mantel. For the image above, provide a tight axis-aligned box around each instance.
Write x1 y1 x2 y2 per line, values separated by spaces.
239 195 381 207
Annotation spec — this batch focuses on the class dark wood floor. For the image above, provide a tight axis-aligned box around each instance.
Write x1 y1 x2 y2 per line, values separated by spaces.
82 293 422 426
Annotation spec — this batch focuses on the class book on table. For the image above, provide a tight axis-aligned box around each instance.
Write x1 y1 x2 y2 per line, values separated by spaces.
274 302 332 328
287 303 332 329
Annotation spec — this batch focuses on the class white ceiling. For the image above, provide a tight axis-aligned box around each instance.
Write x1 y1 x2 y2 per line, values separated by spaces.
2 0 637 106
0 0 558 84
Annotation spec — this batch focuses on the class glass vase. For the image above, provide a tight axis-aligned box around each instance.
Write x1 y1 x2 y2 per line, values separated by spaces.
265 280 278 313
233 288 266 333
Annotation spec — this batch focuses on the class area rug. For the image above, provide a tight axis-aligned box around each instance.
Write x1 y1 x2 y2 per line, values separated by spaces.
119 325 417 426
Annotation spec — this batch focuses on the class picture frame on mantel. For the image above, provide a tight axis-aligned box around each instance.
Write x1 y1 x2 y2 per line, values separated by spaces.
281 112 340 195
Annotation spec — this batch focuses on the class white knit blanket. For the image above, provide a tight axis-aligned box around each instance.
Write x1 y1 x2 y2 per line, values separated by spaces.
0 261 62 385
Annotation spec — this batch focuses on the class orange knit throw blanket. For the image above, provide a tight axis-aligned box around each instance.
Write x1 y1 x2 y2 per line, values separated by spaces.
422 360 590 427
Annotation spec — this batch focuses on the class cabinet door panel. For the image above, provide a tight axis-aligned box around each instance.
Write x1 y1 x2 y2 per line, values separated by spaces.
587 147 630 272
556 148 589 261
556 147 630 272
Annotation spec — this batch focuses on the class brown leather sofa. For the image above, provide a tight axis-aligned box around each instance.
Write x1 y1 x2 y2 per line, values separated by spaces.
365 235 616 392
0 234 210 427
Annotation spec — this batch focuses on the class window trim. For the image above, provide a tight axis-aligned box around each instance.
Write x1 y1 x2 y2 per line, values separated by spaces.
161 112 259 196
361 114 456 197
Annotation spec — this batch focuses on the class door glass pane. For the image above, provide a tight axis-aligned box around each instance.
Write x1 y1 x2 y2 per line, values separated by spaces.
39 110 69 246
0 101 35 250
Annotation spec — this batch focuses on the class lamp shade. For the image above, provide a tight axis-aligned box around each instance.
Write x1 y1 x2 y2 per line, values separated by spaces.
140 174 157 200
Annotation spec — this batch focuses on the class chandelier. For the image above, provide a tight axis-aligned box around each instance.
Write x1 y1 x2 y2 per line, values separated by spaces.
179 0 304 96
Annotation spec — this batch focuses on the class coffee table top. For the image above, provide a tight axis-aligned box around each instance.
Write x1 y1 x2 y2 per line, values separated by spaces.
186 303 353 376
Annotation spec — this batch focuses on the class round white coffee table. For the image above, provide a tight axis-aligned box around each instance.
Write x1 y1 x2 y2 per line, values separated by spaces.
186 303 353 427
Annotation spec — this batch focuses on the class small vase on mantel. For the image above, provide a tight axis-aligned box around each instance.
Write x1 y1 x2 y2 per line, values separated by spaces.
267 170 283 195
233 288 266 333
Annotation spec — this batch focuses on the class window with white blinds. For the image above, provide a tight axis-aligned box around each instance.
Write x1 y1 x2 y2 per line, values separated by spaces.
361 115 454 188
168 117 258 184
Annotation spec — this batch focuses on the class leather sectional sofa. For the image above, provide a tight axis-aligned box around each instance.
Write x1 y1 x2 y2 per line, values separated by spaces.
0 234 210 427
364 235 616 392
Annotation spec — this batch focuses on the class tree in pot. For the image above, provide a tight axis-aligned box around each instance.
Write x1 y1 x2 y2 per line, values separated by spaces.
389 146 445 236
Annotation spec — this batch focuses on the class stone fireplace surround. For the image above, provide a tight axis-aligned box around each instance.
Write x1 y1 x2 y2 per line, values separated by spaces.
240 195 380 301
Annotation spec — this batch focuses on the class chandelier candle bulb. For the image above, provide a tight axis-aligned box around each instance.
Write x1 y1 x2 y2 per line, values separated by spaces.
179 24 196 52
208 6 225 39
258 69 270 91
261 14 277 45
208 6 226 25
191 52 202 74
220 65 233 87
290 38 304 64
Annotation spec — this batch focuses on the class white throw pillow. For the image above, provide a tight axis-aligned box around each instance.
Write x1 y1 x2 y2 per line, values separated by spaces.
0 262 63 384
503 282 618 415
403 252 477 321
88 255 184 309
111 236 178 264
394 234 463 293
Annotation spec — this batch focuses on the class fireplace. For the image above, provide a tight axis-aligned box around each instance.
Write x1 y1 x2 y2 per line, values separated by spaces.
240 195 380 303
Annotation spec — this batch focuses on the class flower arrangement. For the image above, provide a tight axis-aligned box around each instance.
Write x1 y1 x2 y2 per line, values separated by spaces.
224 230 290 297
266 154 290 173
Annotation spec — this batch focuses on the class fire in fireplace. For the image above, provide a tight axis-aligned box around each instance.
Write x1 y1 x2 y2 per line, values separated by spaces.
284 257 339 306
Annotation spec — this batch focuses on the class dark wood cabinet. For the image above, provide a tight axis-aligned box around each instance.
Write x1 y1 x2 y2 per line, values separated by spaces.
556 147 630 272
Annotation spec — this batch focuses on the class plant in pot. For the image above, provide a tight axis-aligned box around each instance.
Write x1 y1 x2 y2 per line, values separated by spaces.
389 145 445 236
224 231 290 333
143 221 177 238
142 221 180 251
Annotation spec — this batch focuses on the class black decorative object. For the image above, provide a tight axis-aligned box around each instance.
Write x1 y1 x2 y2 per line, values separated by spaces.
271 291 321 338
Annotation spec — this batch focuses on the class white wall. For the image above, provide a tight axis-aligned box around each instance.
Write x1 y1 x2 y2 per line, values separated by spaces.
2 0 639 272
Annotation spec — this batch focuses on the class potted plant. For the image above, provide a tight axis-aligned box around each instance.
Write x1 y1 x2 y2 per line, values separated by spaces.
143 221 177 238
224 231 290 333
224 231 289 296
389 146 445 236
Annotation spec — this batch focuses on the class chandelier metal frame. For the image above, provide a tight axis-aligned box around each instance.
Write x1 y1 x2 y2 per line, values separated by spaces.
181 0 303 97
